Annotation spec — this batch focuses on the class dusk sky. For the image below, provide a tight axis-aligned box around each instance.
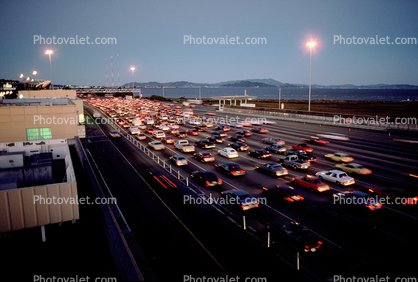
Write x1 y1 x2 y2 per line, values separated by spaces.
1 0 417 86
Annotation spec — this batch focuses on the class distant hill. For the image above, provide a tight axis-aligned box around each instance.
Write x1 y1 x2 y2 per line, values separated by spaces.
221 80 272 87
118 79 418 89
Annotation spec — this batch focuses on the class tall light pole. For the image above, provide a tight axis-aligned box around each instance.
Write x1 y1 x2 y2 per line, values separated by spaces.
33 71 37 80
45 50 54 89
130 67 135 90
307 41 315 112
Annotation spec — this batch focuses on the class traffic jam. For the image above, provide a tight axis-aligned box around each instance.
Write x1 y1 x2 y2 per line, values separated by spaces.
84 96 418 277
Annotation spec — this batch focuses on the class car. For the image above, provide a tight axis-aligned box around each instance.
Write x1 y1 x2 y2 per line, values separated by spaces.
333 191 382 211
168 123 179 129
159 124 170 131
228 142 250 151
237 130 253 137
301 137 329 145
252 127 269 133
206 112 216 116
292 175 330 192
325 153 354 162
169 154 188 166
152 130 166 139
286 150 317 162
216 125 230 131
229 134 247 142
191 171 222 187
240 121 253 127
248 149 271 159
193 125 207 132
146 127 155 134
262 137 285 145
195 139 216 149
262 185 304 202
213 130 228 137
368 187 418 206
186 129 200 136
194 151 215 163
109 130 121 138
229 122 244 128
148 141 165 150
129 126 140 135
221 190 259 211
315 170 355 186
175 131 187 138
137 133 147 140
268 220 322 252
256 162 288 176
207 135 224 143
215 163 245 176
265 144 287 154
317 133 349 141
202 121 214 127
335 163 372 175
291 143 313 152
218 148 239 159
162 136 175 144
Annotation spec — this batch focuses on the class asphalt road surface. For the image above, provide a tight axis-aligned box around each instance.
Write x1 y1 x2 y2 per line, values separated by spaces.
83 103 418 281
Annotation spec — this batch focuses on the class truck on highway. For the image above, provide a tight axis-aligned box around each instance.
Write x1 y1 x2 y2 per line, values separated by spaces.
174 140 195 153
182 102 191 107
278 155 310 170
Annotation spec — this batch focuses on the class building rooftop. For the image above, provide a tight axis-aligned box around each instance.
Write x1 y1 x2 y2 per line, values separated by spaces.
0 98 75 106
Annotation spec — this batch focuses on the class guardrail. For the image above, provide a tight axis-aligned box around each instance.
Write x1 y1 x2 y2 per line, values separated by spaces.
222 106 418 131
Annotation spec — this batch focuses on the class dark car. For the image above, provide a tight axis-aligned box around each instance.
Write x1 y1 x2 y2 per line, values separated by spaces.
162 136 175 144
265 144 287 154
237 130 253 137
193 151 215 163
252 127 269 133
287 149 317 162
256 162 288 176
262 185 304 202
262 137 285 145
248 149 271 159
215 162 245 176
228 142 250 151
268 220 322 252
207 135 224 143
191 171 222 187
229 134 247 142
216 125 231 131
175 130 187 138
193 125 207 132
195 139 216 149
213 130 228 137
221 190 259 211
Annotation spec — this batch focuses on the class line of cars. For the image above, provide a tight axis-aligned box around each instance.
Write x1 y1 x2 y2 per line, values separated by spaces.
91 98 416 216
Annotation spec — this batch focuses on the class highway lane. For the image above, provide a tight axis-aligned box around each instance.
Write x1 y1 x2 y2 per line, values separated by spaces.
85 101 418 279
83 107 307 281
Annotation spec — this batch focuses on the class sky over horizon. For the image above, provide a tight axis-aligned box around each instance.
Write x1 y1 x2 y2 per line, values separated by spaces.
0 0 417 86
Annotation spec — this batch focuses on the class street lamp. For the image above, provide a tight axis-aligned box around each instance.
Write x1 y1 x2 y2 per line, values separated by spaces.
307 41 315 112
45 50 54 89
33 71 37 80
130 67 135 90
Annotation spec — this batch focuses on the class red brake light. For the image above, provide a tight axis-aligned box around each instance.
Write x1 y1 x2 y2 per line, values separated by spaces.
218 179 222 184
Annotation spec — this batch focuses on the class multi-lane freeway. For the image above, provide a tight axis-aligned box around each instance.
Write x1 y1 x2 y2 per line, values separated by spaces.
83 99 418 281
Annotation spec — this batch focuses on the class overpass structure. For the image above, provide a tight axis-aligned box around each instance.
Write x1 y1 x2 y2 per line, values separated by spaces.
211 95 256 109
